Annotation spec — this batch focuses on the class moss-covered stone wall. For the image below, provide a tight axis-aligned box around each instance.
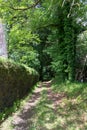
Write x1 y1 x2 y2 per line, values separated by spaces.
0 58 39 111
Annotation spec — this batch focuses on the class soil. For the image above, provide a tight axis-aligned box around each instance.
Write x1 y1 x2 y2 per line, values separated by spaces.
0 81 66 130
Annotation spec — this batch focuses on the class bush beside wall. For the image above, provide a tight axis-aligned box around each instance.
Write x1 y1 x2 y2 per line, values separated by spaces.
0 58 39 111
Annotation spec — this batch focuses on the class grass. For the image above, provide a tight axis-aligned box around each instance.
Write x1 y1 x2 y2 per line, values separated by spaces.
26 81 87 130
0 81 87 130
51 81 87 130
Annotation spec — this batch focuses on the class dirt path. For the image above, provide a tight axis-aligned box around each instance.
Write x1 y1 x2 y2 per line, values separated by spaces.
0 81 66 130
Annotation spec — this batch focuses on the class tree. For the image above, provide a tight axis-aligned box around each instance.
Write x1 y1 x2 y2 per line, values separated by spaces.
44 0 85 81
0 0 86 81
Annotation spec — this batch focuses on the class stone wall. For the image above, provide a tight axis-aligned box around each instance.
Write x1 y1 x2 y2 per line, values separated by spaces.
0 58 39 111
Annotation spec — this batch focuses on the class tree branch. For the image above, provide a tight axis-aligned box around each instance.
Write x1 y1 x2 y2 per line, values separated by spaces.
10 0 41 11
36 23 59 30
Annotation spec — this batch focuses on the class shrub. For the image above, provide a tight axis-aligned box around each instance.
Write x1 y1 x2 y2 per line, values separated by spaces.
0 58 39 111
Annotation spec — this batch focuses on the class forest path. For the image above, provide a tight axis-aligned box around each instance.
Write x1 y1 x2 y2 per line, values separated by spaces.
0 81 66 130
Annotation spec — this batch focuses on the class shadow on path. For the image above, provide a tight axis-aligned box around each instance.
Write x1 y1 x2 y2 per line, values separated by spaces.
12 83 45 130
9 80 67 130
1 80 86 130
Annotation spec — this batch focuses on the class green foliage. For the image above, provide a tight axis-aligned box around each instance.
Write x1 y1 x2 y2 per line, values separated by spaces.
0 58 39 111
0 0 87 81
77 30 87 67
8 22 40 68
0 0 41 72
45 0 86 82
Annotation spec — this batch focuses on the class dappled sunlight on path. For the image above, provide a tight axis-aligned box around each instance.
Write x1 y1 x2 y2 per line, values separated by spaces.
12 84 45 130
0 80 87 130
11 80 67 130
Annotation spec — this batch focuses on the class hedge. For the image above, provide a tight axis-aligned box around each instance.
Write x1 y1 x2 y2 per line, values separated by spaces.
0 58 39 111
